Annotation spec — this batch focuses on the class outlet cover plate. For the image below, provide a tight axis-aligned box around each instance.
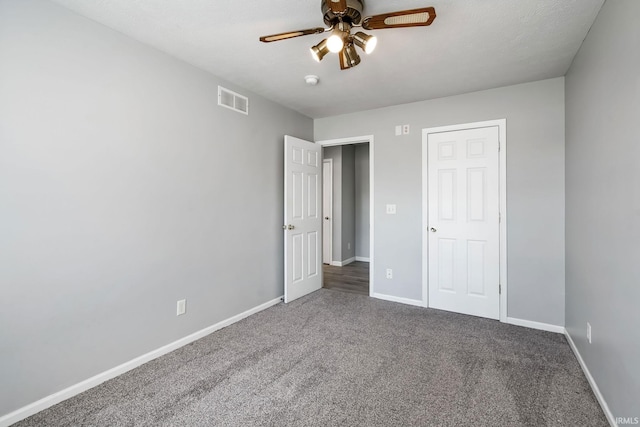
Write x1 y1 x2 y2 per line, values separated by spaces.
177 299 186 316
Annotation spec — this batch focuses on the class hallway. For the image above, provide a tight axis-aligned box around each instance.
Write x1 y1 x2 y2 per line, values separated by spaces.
322 261 369 296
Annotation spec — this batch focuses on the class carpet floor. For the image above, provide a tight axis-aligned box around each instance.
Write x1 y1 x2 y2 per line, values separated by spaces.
16 289 607 426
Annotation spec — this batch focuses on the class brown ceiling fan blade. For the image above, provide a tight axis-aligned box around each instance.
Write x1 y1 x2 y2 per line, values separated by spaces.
259 27 325 43
362 7 436 30
326 0 348 14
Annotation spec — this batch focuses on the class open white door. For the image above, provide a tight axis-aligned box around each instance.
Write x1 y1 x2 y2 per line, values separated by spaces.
284 136 322 303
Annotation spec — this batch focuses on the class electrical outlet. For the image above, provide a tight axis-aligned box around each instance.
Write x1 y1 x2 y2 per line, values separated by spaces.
402 124 410 135
347 242 351 250
386 204 397 214
177 299 186 316
395 125 402 136
386 268 393 279
587 322 592 344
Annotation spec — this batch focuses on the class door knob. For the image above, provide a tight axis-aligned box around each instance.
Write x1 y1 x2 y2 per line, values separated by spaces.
324 217 330 220
430 227 437 232
287 224 295 230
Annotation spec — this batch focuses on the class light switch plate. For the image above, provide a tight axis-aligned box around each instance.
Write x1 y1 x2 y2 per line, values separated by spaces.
386 204 397 214
395 125 402 136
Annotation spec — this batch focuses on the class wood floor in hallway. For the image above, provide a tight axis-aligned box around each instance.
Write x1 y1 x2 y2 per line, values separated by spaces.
322 261 369 296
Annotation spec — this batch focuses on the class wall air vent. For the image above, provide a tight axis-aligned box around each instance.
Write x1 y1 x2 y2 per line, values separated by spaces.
218 86 249 115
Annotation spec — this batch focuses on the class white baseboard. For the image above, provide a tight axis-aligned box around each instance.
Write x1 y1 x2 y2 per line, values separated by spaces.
355 257 370 262
505 317 565 334
564 330 617 427
372 293 425 308
0 296 283 427
332 257 356 267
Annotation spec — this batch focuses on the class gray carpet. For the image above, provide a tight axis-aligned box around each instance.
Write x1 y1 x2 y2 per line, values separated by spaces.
16 289 607 426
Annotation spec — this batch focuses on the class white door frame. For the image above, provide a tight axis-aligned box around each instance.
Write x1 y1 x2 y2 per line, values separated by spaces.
316 135 375 297
322 159 333 265
421 120 507 322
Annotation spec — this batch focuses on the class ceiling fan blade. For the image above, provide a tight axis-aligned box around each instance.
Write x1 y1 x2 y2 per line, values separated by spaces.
259 27 325 43
362 7 436 30
326 0 348 14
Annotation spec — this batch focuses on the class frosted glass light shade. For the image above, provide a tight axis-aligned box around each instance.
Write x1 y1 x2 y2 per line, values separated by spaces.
327 34 344 53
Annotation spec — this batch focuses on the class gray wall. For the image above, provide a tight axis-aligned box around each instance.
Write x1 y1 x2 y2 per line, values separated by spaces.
0 0 312 417
315 78 565 325
355 144 370 259
565 0 640 418
341 145 356 262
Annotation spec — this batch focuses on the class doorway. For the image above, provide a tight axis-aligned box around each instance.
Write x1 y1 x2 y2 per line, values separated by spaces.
422 120 507 321
317 135 374 297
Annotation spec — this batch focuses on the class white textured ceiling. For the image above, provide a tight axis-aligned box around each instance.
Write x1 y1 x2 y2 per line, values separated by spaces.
51 0 604 118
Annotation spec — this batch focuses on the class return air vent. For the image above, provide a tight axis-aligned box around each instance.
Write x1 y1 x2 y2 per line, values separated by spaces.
218 86 249 115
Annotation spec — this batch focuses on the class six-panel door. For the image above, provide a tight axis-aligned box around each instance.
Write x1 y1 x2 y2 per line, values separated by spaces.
284 136 322 303
427 126 500 319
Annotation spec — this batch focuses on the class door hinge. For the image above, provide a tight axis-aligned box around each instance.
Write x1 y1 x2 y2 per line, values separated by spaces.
499 284 502 295
498 140 500 152
499 212 501 223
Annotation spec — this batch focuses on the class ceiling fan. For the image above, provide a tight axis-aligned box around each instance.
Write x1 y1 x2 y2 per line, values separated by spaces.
259 0 436 70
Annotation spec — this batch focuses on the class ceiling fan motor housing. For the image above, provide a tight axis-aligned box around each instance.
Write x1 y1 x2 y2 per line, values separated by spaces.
322 0 364 26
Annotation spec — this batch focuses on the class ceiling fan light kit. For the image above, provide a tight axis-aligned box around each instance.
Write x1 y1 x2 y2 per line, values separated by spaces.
260 0 436 70
341 42 361 68
353 31 377 54
311 38 331 62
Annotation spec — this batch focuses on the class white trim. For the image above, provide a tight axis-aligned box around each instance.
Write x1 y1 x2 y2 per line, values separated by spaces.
317 135 374 147
505 317 565 334
565 330 617 427
332 257 356 267
421 119 508 322
369 137 374 297
498 121 507 323
372 293 425 308
421 136 429 310
317 135 375 297
0 296 283 427
322 158 333 265
355 256 370 262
